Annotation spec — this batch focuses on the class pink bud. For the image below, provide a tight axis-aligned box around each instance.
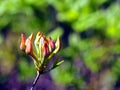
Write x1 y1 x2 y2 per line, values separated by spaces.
48 37 55 50
25 39 33 54
40 36 50 56
43 43 50 56
25 33 34 54
39 37 44 45
20 34 26 51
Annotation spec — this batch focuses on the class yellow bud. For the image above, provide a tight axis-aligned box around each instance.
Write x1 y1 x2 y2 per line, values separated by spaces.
53 37 61 53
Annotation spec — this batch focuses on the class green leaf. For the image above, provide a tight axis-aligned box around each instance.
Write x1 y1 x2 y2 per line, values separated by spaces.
53 60 64 67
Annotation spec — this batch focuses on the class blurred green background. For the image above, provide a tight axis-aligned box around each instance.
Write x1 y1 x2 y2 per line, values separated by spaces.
0 0 120 90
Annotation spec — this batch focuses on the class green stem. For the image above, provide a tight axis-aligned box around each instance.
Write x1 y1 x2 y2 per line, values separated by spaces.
30 71 41 90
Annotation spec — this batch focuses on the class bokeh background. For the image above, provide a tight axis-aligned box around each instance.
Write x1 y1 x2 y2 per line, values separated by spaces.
0 0 120 90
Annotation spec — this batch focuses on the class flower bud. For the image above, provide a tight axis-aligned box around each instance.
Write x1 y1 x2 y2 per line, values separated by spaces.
54 37 61 53
34 32 43 54
20 34 26 51
35 32 43 43
25 33 34 54
39 36 49 56
20 32 63 72
43 43 50 56
48 37 55 52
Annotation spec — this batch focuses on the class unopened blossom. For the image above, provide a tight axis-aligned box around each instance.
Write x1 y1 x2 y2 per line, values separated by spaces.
48 37 55 52
25 33 34 54
20 33 26 51
20 32 63 73
54 37 61 54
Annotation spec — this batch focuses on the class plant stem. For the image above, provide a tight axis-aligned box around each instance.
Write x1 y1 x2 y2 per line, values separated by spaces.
30 71 41 90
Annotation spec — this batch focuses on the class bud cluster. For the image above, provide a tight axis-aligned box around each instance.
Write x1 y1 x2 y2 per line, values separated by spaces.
20 32 63 73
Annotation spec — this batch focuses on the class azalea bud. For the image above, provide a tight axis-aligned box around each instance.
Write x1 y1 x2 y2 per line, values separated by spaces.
20 32 63 72
25 33 34 54
34 32 43 54
43 43 50 56
54 37 61 53
48 37 55 52
35 32 43 43
20 34 26 51
39 36 49 56
39 37 44 46
37 32 42 37
25 39 32 54
29 33 34 42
